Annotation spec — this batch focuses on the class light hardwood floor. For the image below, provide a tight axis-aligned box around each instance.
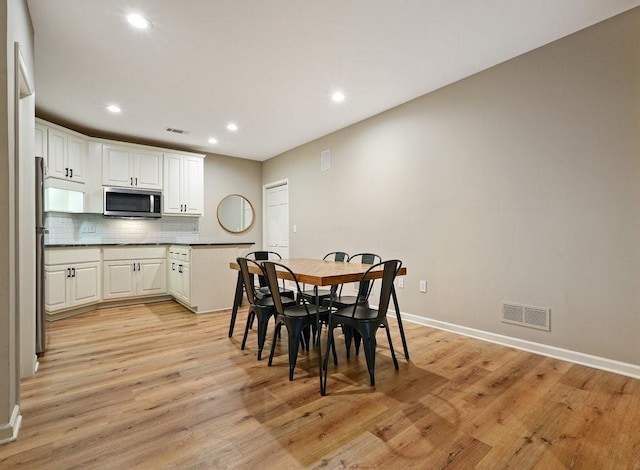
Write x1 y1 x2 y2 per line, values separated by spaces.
1 300 639 468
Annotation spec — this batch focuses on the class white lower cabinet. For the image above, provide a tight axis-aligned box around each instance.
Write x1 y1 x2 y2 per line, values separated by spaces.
45 244 248 317
45 248 101 313
168 246 191 305
103 247 167 300
168 244 247 313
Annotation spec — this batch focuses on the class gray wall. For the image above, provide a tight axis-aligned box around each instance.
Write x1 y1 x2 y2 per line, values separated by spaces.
199 153 262 246
263 8 640 365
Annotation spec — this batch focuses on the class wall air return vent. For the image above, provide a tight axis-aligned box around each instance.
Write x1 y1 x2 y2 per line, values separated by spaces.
321 150 330 171
502 302 550 331
166 127 190 134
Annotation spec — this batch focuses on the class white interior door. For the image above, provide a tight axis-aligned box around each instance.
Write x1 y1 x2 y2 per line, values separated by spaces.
264 182 289 259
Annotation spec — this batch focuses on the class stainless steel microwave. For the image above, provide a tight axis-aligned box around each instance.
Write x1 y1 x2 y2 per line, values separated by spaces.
103 187 162 218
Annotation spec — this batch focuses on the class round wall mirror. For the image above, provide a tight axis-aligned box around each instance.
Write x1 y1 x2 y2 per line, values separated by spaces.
217 194 255 233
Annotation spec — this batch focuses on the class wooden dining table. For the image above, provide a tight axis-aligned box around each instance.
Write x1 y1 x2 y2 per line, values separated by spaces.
228 258 409 393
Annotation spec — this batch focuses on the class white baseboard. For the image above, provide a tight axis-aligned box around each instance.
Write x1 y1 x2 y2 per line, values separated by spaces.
383 309 640 380
0 405 22 445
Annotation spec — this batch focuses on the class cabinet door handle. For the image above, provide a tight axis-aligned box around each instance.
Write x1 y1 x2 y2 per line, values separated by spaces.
133 263 136 271
70 168 73 178
65 167 69 177
131 177 133 186
137 262 141 271
67 267 71 278
172 262 175 271
71 267 76 277
135 177 138 186
178 264 183 273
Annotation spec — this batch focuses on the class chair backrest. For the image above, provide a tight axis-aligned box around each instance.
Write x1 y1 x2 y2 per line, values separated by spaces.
348 253 382 301
245 251 282 287
323 251 349 294
348 259 402 319
246 251 282 261
237 257 264 305
375 259 402 318
263 261 309 316
323 251 349 262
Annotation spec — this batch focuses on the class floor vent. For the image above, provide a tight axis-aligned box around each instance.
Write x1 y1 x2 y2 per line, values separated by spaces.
502 302 550 331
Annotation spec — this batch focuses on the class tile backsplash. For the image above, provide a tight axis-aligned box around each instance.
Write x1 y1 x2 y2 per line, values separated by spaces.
45 212 199 245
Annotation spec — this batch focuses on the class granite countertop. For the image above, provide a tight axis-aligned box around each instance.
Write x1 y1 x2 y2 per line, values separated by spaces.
46 242 255 248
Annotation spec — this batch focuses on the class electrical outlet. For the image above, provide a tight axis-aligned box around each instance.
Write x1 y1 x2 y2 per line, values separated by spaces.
419 280 427 293
81 223 96 233
398 277 404 288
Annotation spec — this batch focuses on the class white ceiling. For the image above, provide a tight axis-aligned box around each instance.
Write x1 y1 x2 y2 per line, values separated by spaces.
26 0 639 161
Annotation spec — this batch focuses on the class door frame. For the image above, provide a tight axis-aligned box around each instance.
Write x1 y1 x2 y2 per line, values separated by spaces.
262 178 288 254
15 42 36 380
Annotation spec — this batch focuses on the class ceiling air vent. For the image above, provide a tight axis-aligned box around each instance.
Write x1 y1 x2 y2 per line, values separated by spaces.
502 302 550 331
166 127 190 135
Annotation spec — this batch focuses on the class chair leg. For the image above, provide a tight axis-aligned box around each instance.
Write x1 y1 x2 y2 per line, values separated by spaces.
241 311 254 350
255 311 272 360
342 325 352 359
331 334 338 366
313 322 325 347
384 323 399 370
302 324 311 351
285 319 306 381
273 315 281 339
321 324 335 395
229 272 244 337
358 324 378 387
391 286 410 360
354 330 362 356
268 323 282 366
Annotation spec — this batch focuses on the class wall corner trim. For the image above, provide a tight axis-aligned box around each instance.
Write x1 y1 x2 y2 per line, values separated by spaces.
0 405 22 445
383 309 640 380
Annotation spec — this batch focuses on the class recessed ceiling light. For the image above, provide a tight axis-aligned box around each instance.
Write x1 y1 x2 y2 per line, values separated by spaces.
127 13 151 29
332 91 345 102
106 104 121 113
226 123 238 132
208 137 218 144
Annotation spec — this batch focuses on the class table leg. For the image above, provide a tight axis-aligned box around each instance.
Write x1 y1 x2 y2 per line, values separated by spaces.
228 271 244 337
391 285 409 360
315 285 326 395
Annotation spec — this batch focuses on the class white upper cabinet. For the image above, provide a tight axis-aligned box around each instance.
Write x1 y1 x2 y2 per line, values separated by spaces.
103 144 162 190
47 127 86 184
163 153 204 216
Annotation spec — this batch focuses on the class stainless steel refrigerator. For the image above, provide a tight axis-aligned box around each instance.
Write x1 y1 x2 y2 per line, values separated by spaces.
35 156 48 354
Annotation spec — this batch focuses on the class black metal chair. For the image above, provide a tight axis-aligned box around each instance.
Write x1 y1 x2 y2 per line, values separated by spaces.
263 261 335 381
322 260 402 394
323 253 381 357
237 257 295 360
246 251 294 299
298 251 349 307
